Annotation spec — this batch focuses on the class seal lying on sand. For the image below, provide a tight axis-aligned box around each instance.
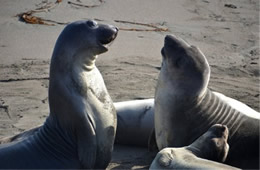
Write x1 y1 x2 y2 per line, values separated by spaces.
154 34 260 169
150 124 240 170
115 99 154 146
0 20 118 169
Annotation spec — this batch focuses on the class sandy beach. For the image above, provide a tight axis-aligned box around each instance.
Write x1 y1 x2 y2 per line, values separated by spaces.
0 0 259 169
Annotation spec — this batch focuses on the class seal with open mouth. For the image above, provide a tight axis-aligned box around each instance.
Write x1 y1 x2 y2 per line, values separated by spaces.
0 20 118 169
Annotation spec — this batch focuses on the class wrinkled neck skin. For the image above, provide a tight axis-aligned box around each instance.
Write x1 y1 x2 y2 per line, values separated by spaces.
74 51 98 72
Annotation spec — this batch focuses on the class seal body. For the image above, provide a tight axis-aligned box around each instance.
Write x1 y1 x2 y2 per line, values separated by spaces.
154 35 260 169
0 20 118 169
114 99 154 146
150 124 240 170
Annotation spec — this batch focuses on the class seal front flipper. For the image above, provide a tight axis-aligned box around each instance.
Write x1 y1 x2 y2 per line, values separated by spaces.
76 113 97 169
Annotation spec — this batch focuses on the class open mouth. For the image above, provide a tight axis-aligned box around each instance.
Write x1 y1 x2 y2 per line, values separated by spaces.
99 28 118 49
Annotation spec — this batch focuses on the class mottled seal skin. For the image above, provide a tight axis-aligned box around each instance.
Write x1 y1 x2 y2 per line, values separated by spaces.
155 34 260 169
150 124 240 170
0 20 118 169
114 99 154 146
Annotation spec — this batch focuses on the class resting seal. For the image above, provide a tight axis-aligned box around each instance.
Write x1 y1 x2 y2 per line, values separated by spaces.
114 99 154 146
154 35 260 168
150 124 240 170
0 20 118 169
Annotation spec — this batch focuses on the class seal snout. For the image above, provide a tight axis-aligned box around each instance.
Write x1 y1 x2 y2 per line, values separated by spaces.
210 124 229 139
164 34 184 47
164 34 190 50
98 25 118 45
165 34 176 42
164 35 178 47
163 34 187 60
161 35 179 58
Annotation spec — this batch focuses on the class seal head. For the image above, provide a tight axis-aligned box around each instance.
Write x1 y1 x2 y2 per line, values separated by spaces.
160 35 210 98
50 20 118 72
187 124 229 163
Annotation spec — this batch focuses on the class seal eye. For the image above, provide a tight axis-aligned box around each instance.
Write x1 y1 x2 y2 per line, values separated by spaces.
87 20 98 28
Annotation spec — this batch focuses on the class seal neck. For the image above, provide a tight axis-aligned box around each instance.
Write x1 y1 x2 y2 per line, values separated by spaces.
186 145 207 159
74 54 98 71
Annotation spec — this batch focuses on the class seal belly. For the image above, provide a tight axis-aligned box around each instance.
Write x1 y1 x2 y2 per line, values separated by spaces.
84 68 117 168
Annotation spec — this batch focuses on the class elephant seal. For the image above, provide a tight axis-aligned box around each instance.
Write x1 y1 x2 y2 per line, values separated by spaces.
114 99 154 146
0 20 118 169
154 34 260 169
150 124 240 170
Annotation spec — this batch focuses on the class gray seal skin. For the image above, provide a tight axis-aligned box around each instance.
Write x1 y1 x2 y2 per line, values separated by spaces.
114 99 154 146
0 99 155 147
155 34 260 169
150 124 240 170
0 20 118 169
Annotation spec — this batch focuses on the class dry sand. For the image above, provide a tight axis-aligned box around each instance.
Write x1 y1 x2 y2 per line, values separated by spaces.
0 0 259 169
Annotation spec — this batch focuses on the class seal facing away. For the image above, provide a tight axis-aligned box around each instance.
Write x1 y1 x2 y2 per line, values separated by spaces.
0 20 118 169
150 124 240 170
154 35 260 169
